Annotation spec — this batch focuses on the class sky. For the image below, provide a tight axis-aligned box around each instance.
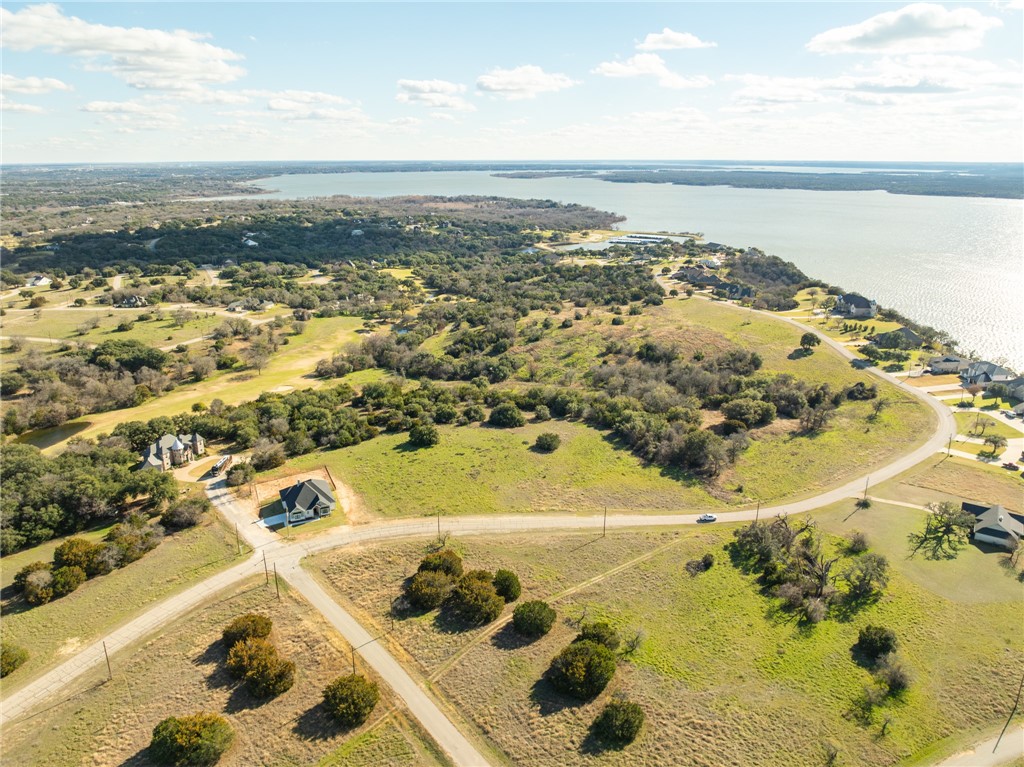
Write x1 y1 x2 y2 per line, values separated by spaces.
2 1 1022 163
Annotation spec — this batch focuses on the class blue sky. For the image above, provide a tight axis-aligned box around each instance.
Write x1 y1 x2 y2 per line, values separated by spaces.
2 2 1022 162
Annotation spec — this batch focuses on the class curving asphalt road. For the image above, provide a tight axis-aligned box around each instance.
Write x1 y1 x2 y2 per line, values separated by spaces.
0 298 978 767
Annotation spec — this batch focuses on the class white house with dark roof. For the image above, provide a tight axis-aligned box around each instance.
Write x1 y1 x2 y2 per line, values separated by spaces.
279 478 336 525
928 355 973 374
835 293 878 318
963 502 1023 551
961 361 1015 388
140 433 205 471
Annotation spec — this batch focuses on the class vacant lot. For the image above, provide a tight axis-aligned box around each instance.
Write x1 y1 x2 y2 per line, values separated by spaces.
313 523 1022 767
954 412 1020 441
1 517 241 687
871 455 1022 513
1 576 440 767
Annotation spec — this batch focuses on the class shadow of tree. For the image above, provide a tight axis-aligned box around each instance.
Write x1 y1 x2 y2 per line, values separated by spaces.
116 747 151 767
293 703 347 741
490 622 535 651
529 675 581 717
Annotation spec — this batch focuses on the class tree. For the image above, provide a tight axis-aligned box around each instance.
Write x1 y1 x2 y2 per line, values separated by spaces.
534 432 561 452
0 371 25 396
223 613 273 648
22 569 55 605
226 461 255 487
13 561 51 592
149 713 234 766
513 600 556 637
549 640 617 699
243 340 272 374
323 674 380 727
799 332 821 353
405 570 452 610
53 537 100 572
575 621 620 651
451 571 504 624
909 502 975 559
842 552 889 601
161 495 211 530
488 402 526 428
418 548 463 578
983 434 1008 453
1 641 29 678
192 356 216 381
226 637 294 698
408 420 440 447
251 438 286 471
493 569 521 602
51 565 87 597
874 653 911 696
592 698 645 746
855 626 898 663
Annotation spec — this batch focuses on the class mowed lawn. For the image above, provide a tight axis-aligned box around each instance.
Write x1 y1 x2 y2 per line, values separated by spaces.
314 522 1022 767
0 576 447 767
870 454 1022 513
285 420 722 516
954 412 1021 441
0 517 242 688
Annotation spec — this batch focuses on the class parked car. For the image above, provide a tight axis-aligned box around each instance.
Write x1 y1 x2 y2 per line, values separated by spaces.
697 513 718 523
1001 463 1020 471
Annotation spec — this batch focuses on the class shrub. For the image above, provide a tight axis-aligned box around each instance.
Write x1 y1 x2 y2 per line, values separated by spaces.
418 548 463 578
701 553 715 570
874 653 911 695
611 316 625 325
161 496 211 530
593 698 645 746
323 674 380 727
222 613 273 649
408 420 440 447
405 570 452 610
13 561 50 592
225 462 255 487
226 637 294 698
51 565 87 597
53 537 99 572
488 402 526 428
226 637 276 679
1 641 29 678
493 569 521 603
847 531 869 554
575 621 621 651
463 404 485 422
534 432 561 452
856 625 898 663
22 569 54 605
149 712 234 766
720 419 748 436
451 572 504 624
534 405 551 421
513 600 556 637
251 439 286 471
549 640 617 699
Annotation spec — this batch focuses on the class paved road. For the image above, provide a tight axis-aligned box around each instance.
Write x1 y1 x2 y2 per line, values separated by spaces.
933 726 1024 766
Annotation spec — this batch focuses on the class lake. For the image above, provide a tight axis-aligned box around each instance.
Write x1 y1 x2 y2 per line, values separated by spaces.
240 171 1023 371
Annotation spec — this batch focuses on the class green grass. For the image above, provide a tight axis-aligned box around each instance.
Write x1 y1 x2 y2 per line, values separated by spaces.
285 420 723 516
950 439 1001 458
870 455 1022 513
78 311 225 347
317 716 449 767
0 517 242 687
954 412 1020 441
0 524 117 590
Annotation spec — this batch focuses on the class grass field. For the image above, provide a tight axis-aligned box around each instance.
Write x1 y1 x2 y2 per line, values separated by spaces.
870 455 1022 513
950 413 1015 436
18 315 365 453
0 517 242 687
0 576 445 767
312 521 1022 767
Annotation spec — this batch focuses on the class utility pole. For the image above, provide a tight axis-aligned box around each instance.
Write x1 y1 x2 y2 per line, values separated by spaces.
994 667 1024 753
234 524 240 555
755 500 760 522
947 433 953 456
102 641 113 681
603 506 607 538
263 551 269 585
273 563 280 600
863 476 869 501
436 511 441 542
351 647 356 675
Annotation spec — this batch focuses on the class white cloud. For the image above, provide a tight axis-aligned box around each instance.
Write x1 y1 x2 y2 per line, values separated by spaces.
990 0 1024 10
0 3 245 90
475 65 577 100
243 89 350 105
396 79 475 111
807 3 1002 54
592 53 712 89
1 74 72 94
80 99 180 131
637 28 716 51
81 100 148 114
0 97 45 114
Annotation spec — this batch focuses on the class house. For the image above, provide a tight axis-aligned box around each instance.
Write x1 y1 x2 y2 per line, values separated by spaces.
725 284 754 300
140 433 205 471
875 327 923 349
928 355 972 374
963 502 1024 551
242 238 259 247
961 361 1015 388
26 275 52 288
226 301 247 313
835 293 878 318
674 267 727 289
351 229 364 237
117 295 149 309
278 478 336 525
1005 377 1024 401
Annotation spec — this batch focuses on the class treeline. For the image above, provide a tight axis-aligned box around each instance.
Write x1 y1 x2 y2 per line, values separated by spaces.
0 442 176 554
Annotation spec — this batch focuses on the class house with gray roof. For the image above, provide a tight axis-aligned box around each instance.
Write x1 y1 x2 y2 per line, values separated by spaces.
279 478 336 526
962 502 1023 551
140 433 205 471
928 355 973 374
961 361 1015 388
835 293 878 318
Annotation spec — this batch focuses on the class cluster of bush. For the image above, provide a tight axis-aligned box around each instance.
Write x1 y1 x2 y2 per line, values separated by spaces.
0 442 176 554
403 548 521 625
222 613 295 699
13 514 167 605
730 517 889 624
322 674 380 727
853 625 912 714
149 712 234 766
1 640 29 678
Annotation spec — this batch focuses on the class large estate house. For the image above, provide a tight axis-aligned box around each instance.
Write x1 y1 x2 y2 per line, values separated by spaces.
140 433 206 471
835 293 878 318
960 361 1015 388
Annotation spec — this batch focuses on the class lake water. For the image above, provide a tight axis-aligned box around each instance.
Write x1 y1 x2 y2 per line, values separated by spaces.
241 171 1023 371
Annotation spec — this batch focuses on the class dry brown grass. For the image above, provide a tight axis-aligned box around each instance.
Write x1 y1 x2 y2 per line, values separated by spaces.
0 577 436 767
873 455 1022 512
